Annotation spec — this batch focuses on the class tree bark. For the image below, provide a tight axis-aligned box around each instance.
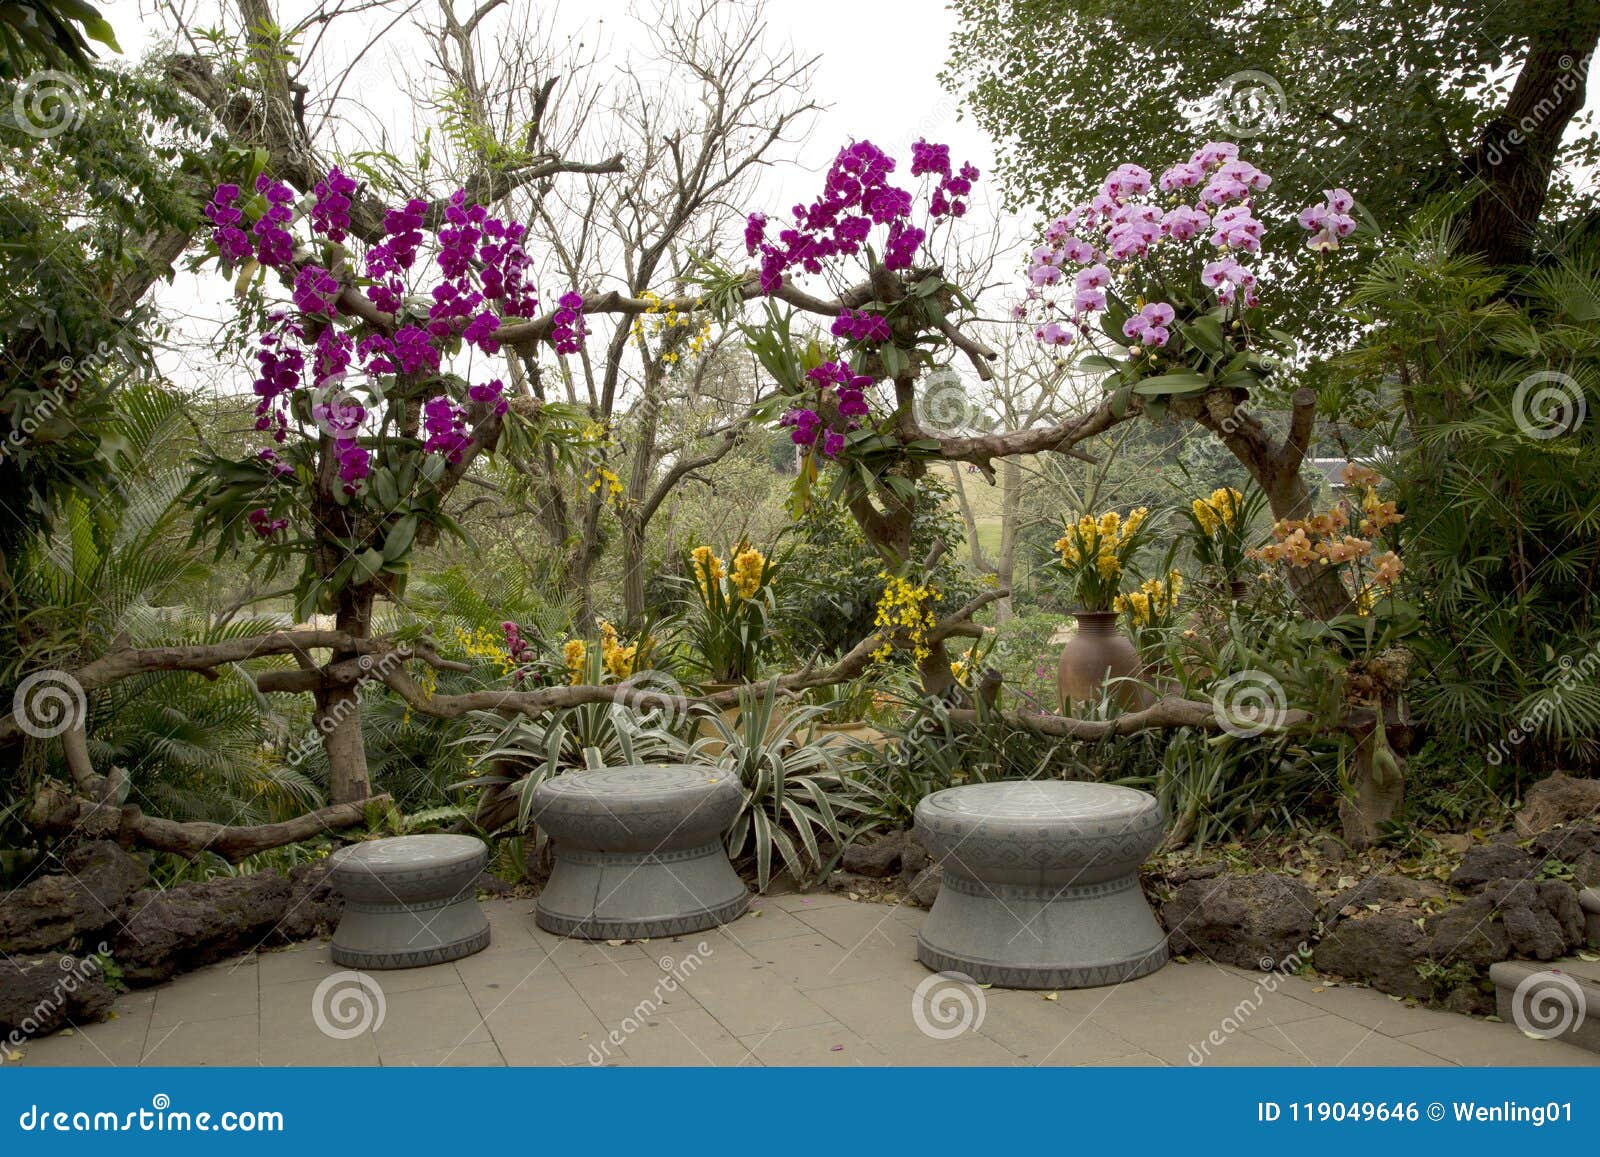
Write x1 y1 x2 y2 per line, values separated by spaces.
1461 6 1600 267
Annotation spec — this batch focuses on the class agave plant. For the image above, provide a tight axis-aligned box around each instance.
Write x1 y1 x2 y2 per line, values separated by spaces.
689 680 868 890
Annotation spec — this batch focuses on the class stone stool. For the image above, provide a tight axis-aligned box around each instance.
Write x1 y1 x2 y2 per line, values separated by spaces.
530 764 749 940
328 835 491 969
914 781 1167 989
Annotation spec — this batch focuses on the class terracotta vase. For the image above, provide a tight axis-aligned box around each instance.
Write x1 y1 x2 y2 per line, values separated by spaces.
1057 611 1145 710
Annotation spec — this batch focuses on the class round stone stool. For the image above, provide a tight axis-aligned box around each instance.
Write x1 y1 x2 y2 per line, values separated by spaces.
328 835 491 969
530 764 749 940
914 781 1167 989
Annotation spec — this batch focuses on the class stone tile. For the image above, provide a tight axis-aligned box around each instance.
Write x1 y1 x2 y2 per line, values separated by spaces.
736 1021 890 1066
256 943 339 986
371 985 491 1059
990 1010 1147 1065
13 1011 148 1067
750 936 922 991
381 1041 506 1067
563 956 706 1025
483 994 612 1066
1290 982 1465 1037
808 978 936 1046
874 1031 1027 1066
1401 1022 1600 1067
598 1006 755 1066
141 1015 259 1065
1248 1014 1458 1066
764 891 857 914
544 937 651 972
260 1027 379 1067
679 967 834 1038
788 901 915 952
1083 1050 1170 1066
150 967 259 1027
717 904 814 944
261 974 392 1041
454 951 576 1013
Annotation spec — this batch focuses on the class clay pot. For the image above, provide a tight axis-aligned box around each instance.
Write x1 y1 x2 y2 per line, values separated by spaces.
1056 611 1145 710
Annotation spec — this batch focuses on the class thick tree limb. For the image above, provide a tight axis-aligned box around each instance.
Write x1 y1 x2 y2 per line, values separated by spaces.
947 696 1314 741
27 781 385 863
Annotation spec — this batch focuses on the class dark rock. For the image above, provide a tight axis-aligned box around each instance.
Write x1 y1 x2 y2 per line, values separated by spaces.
274 862 341 943
1438 984 1495 1017
113 872 292 984
1168 862 1224 884
1312 910 1433 999
1161 872 1318 969
1323 873 1443 923
0 953 116 1038
0 841 147 955
1449 843 1538 891
1516 773 1600 836
842 829 917 878
908 865 942 908
1528 823 1600 863
1426 877 1582 964
1573 850 1600 889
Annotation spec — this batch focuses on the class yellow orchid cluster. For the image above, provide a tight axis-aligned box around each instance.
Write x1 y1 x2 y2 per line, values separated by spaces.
1190 487 1243 537
562 620 646 684
871 572 943 664
449 625 515 676
578 420 625 510
1054 507 1150 612
692 544 769 601
1116 570 1184 628
631 290 714 365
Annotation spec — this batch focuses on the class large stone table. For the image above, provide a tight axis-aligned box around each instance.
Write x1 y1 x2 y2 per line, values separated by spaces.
530 764 750 940
914 780 1167 989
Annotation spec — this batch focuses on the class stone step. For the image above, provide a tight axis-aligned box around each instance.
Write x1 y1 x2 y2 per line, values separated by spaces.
1490 957 1600 1053
1582 888 1599 948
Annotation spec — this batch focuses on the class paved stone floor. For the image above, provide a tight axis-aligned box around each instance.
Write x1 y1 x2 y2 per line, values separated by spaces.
13 892 1599 1067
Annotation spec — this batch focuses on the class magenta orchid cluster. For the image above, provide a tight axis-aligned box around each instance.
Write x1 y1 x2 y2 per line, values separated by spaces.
204 169 587 536
831 307 890 343
1021 143 1350 354
780 361 873 459
744 139 978 294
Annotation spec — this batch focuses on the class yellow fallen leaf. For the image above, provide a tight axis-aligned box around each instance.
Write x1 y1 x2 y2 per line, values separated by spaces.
1042 992 1058 1001
5 1050 22 1063
605 939 626 947
59 1029 73 1037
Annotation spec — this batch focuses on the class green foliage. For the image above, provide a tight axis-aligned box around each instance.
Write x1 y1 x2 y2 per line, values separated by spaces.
1335 217 1600 769
690 682 868 890
0 0 119 77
